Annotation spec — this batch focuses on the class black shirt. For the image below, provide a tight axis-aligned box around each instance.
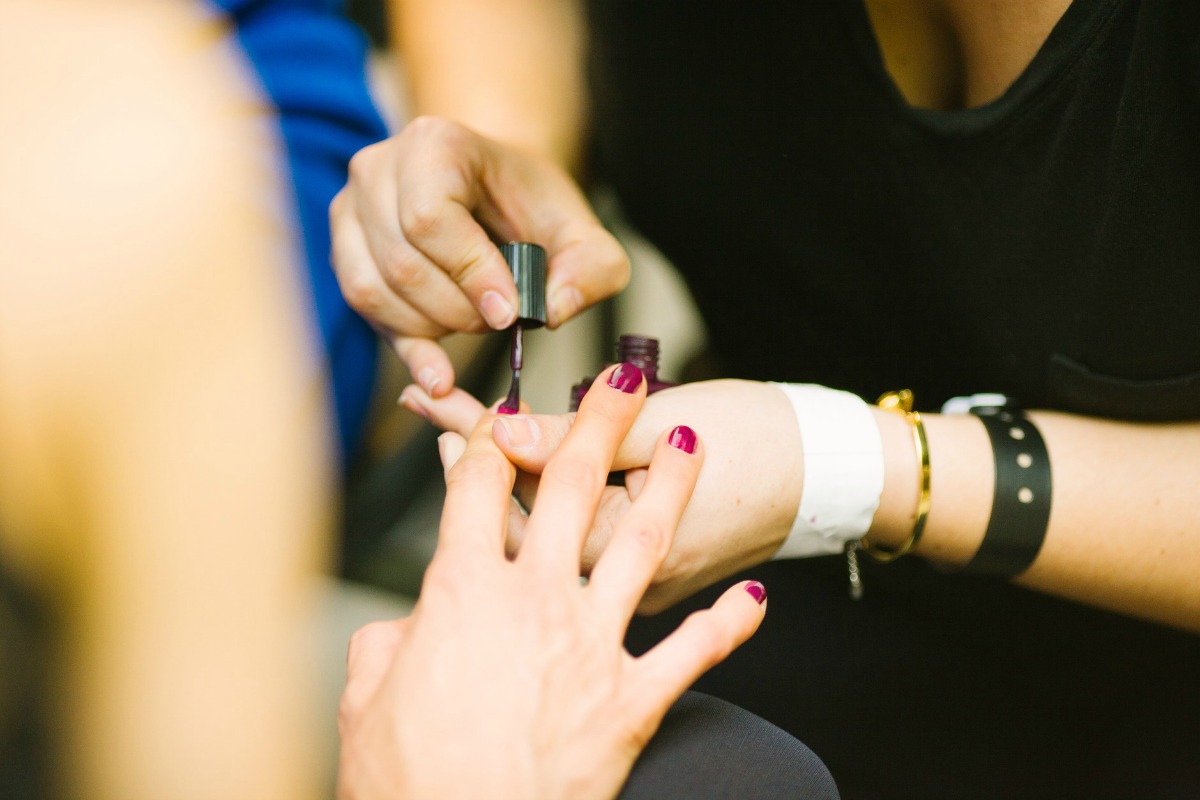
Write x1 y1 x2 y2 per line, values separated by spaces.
587 0 1200 419
587 1 1200 797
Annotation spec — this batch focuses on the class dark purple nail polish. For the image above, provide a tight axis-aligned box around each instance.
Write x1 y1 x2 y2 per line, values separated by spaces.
667 425 697 454
744 581 767 605
607 362 643 394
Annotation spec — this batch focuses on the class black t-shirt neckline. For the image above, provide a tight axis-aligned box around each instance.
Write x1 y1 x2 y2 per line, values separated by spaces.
842 0 1123 136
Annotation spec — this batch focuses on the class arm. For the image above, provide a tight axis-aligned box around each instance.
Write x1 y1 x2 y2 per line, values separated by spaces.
0 3 331 797
389 0 588 171
403 381 1200 631
870 408 1200 630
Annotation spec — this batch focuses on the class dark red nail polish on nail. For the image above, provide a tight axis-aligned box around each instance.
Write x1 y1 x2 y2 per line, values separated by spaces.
745 581 767 605
667 425 697 454
607 362 643 394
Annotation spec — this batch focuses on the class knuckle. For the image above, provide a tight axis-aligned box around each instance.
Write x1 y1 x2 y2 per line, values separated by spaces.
682 614 733 665
406 114 467 147
398 197 442 241
447 450 512 489
625 519 671 561
542 455 603 498
347 619 395 660
339 272 384 317
347 141 383 182
380 242 425 289
328 187 347 219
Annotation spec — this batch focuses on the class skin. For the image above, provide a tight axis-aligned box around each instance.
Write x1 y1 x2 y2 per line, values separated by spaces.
337 365 767 799
0 3 330 797
403 381 1200 630
364 0 1199 633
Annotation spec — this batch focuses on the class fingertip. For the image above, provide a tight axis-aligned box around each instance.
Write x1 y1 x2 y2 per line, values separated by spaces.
479 289 518 330
546 283 584 328
665 424 699 456
398 385 431 421
742 580 768 609
437 431 467 474
394 337 456 397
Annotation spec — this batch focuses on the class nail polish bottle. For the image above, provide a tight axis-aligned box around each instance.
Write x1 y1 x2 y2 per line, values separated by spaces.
568 334 677 411
498 242 547 414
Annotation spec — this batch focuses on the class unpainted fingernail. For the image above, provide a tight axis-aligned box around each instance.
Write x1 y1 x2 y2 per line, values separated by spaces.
607 362 643 394
479 290 517 329
436 432 449 465
416 366 441 395
744 581 767 605
496 417 540 449
549 284 583 325
667 425 697 455
398 387 430 420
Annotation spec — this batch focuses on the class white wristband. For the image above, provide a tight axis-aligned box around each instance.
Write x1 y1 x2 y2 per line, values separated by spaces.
770 383 885 558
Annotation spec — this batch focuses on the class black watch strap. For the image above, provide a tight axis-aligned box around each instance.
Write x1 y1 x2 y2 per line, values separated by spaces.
965 409 1052 578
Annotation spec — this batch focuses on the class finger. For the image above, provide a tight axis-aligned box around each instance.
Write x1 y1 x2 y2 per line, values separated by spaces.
363 230 488 333
588 426 702 626
628 580 767 719
623 467 649 500
492 413 575 472
402 385 487 435
391 335 456 397
439 430 531 557
519 362 646 572
438 412 515 555
543 231 631 328
342 617 409 712
493 409 660 477
392 146 520 331
436 431 467 474
330 212 452 339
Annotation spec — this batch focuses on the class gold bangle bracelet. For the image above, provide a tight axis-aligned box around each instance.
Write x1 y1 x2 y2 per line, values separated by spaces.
859 389 931 563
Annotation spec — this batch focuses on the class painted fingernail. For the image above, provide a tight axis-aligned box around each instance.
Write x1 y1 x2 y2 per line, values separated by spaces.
667 425 697 454
496 417 540 449
480 290 517 329
607 362 643 394
416 366 441 395
744 581 767 605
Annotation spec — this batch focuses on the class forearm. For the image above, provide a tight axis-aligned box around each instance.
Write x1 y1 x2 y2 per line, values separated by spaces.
390 0 587 171
868 408 1200 631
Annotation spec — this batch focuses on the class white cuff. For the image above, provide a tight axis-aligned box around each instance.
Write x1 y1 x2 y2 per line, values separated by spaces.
770 383 885 558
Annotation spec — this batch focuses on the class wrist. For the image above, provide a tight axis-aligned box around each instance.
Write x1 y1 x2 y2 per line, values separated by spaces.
867 410 991 565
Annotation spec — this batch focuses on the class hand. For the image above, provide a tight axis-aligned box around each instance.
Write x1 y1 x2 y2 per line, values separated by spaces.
402 378 802 614
330 116 629 396
337 365 768 800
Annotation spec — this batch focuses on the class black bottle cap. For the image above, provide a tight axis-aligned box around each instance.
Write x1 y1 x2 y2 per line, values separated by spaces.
499 242 547 327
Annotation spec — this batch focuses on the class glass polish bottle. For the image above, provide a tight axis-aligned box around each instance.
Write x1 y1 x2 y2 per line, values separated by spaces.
569 334 678 411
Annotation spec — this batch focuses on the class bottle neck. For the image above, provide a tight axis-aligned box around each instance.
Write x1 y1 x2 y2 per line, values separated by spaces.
616 335 660 382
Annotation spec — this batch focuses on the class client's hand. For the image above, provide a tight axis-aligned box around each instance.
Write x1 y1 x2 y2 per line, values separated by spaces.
401 378 801 614
338 365 768 800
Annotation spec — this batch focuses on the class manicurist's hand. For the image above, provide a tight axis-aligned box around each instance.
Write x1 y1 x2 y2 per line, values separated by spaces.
337 364 768 800
330 117 628 396
402 378 802 614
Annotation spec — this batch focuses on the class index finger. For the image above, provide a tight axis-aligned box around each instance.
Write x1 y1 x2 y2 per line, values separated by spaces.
438 411 516 556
